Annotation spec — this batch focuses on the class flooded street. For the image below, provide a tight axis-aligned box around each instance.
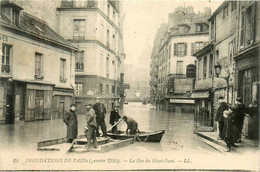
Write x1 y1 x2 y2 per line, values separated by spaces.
0 102 258 170
116 102 216 153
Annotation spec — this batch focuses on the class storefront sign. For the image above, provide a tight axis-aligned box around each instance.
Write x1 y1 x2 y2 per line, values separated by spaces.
174 78 193 93
170 99 195 104
191 91 209 98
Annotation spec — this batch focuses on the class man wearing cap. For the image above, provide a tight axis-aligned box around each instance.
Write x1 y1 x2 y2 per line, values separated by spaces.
93 101 107 137
85 104 98 150
109 106 121 134
232 97 247 143
63 103 78 143
122 115 139 135
215 96 228 140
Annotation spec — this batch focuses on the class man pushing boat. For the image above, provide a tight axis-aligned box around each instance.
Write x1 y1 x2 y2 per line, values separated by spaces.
122 115 139 135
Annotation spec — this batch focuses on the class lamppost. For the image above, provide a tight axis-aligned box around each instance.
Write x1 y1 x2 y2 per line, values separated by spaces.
214 63 231 104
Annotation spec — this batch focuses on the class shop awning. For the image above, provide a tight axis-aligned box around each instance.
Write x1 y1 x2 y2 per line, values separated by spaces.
170 99 195 104
191 91 210 99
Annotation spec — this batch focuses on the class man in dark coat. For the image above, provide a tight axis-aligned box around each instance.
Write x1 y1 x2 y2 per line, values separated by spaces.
63 103 78 143
248 100 259 140
215 97 228 140
232 97 247 143
223 109 237 152
93 102 107 137
122 115 138 135
109 106 121 134
85 104 98 150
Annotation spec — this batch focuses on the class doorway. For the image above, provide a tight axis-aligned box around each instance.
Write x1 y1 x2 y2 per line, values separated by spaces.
5 95 14 124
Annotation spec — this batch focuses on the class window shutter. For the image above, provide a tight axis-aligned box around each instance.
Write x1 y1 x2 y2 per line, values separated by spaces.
191 43 194 55
184 43 187 56
174 43 177 56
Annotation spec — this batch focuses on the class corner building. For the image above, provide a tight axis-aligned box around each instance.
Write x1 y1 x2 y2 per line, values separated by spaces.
57 0 125 113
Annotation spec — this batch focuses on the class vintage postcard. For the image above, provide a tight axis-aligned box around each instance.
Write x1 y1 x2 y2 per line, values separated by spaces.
0 0 259 171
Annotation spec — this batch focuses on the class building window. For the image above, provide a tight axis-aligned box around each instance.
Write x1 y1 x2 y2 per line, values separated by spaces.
231 1 237 12
195 42 204 52
215 50 219 63
186 64 196 78
106 84 109 96
106 56 109 78
107 4 110 17
12 9 19 26
209 54 213 77
75 83 83 96
60 58 67 82
203 56 207 79
112 85 115 94
210 19 215 38
240 5 254 48
198 58 202 80
228 41 234 64
99 53 104 76
75 51 84 72
106 29 110 47
223 5 228 19
196 24 203 32
169 45 171 59
73 19 86 40
100 83 103 95
176 61 183 74
1 44 12 74
35 53 43 79
174 43 187 56
113 10 115 19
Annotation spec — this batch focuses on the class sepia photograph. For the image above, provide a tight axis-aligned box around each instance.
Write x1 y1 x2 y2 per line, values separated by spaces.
0 0 259 171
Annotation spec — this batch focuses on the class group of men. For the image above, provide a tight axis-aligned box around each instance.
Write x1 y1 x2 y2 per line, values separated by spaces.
63 102 139 151
215 97 259 152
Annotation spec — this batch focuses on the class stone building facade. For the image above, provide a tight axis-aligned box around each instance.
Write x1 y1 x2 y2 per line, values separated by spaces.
56 0 125 113
0 1 77 124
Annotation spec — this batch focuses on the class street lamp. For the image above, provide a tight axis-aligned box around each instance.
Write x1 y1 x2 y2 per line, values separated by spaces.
214 63 230 104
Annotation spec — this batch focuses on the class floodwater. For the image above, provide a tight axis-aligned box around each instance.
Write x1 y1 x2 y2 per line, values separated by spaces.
1 102 258 170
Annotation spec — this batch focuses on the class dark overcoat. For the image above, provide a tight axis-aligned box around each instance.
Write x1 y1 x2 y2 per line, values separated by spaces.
215 102 228 122
63 110 78 139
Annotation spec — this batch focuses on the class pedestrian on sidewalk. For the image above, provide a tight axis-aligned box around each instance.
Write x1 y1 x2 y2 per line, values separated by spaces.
85 104 98 150
63 103 78 143
223 109 237 152
93 101 107 137
248 100 259 140
232 97 248 143
215 96 228 140
109 106 121 134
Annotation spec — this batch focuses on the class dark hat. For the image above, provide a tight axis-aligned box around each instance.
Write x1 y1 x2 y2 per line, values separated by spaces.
236 97 242 102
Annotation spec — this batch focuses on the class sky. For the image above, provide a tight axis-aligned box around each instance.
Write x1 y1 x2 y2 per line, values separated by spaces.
122 0 224 65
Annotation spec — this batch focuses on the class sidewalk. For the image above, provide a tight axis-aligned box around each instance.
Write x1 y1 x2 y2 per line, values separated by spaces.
197 131 260 153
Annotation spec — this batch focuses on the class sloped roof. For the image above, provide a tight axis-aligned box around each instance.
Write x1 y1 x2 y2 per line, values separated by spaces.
0 9 77 50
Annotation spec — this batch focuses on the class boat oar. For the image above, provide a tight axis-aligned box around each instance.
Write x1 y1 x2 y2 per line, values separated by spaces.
107 117 123 132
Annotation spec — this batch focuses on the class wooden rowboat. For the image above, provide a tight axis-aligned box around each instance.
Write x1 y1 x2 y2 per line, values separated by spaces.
107 130 165 142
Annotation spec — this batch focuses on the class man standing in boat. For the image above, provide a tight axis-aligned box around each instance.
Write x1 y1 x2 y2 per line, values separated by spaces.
93 100 107 137
110 106 121 134
122 115 139 135
85 104 98 150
